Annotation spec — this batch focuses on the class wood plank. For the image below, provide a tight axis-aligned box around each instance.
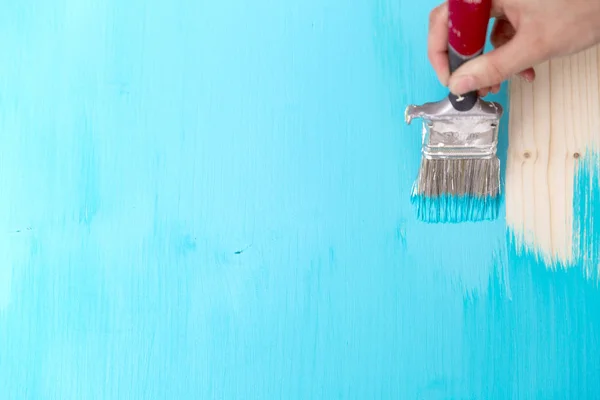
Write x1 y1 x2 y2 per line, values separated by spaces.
506 45 600 265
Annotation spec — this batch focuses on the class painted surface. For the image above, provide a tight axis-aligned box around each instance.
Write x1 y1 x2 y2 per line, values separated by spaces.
0 0 598 398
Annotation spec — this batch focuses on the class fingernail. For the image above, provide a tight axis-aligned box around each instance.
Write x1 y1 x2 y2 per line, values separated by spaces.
449 75 477 95
518 72 534 83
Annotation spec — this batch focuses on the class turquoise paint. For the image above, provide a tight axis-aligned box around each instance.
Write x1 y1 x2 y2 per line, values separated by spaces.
574 155 600 280
411 194 500 223
464 240 600 399
0 0 598 398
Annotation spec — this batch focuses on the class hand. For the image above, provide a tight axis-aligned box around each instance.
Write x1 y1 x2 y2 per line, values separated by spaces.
428 0 600 97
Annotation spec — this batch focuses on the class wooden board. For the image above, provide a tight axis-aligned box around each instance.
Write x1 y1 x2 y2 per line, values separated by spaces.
506 45 600 265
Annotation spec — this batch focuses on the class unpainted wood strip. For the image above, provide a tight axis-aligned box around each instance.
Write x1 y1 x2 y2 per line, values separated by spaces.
549 56 570 263
532 60 553 262
505 78 524 235
519 72 537 249
564 53 583 260
587 46 600 151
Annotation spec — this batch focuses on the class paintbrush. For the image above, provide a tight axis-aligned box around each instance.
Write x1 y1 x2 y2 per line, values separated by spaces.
405 0 503 223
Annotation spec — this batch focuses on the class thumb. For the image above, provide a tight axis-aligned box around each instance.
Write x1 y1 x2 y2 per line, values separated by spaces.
448 33 541 95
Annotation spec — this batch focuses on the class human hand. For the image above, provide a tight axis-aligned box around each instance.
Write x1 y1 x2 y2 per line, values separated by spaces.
428 0 600 97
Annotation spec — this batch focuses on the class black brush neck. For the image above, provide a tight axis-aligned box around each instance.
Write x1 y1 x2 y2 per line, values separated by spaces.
447 46 481 112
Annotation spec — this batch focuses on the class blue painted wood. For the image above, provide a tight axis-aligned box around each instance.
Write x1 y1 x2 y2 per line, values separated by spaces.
0 0 599 398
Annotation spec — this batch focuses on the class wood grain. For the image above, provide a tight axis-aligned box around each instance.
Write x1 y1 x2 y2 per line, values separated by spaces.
506 45 600 265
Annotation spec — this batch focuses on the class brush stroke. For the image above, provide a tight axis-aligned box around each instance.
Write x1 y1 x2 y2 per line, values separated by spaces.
573 154 600 280
463 239 600 399
509 151 600 278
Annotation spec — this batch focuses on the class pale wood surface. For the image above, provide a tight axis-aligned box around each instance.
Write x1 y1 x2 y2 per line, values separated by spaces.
506 45 600 265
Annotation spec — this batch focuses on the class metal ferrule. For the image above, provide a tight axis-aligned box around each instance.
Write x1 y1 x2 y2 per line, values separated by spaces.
405 96 503 160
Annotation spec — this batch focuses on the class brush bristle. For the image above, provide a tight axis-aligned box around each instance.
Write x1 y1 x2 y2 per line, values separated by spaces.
413 158 500 197
411 158 500 223
411 193 500 223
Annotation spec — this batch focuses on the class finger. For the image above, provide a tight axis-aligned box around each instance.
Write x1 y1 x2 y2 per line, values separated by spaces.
490 17 533 85
478 87 490 97
490 17 515 48
427 2 450 86
517 67 536 82
490 4 504 18
448 32 544 95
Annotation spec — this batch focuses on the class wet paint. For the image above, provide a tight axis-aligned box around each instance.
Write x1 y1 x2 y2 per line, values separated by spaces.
573 154 600 280
411 194 501 223
0 0 598 398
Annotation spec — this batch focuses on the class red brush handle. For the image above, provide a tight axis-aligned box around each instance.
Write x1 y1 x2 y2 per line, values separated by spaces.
448 0 492 58
446 0 492 111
